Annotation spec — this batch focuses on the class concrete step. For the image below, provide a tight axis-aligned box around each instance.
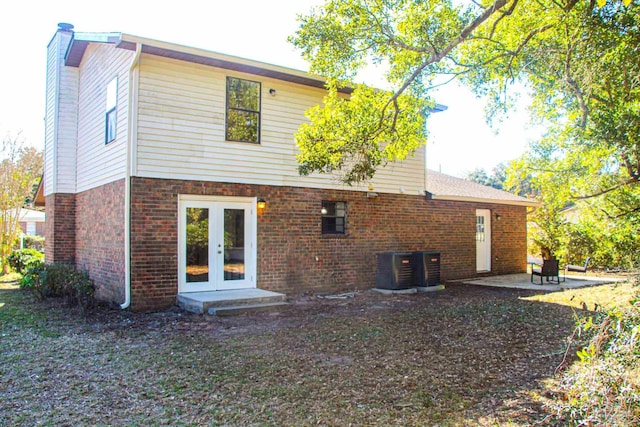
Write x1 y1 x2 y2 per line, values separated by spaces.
177 289 287 315
209 301 289 316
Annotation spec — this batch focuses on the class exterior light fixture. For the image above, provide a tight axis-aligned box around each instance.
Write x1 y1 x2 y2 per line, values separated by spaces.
269 88 276 96
257 198 267 209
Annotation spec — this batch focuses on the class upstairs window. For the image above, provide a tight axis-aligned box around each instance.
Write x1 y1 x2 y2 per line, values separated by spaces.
321 201 346 235
105 77 118 144
226 76 261 143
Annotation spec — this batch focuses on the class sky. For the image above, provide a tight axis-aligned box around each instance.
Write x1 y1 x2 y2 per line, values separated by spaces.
1 0 541 178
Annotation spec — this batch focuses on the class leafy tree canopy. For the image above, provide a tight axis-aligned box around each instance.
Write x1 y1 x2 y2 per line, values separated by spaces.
0 133 43 274
290 0 637 189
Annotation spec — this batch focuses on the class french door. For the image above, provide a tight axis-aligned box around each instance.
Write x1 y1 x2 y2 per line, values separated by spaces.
178 196 256 292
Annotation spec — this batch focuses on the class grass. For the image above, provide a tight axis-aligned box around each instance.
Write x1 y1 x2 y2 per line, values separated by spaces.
522 280 638 311
1 277 638 426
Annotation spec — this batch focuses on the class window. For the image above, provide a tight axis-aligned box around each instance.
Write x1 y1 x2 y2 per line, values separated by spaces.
105 77 118 144
321 201 346 235
226 76 261 143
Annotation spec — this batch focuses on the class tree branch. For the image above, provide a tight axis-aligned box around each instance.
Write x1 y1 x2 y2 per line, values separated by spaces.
379 0 512 125
570 177 638 200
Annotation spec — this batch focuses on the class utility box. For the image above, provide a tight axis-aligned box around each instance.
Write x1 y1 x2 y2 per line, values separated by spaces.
376 252 415 290
413 251 441 287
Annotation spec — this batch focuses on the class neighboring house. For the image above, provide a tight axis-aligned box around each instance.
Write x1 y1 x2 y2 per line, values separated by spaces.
560 204 580 224
42 23 537 311
18 208 46 237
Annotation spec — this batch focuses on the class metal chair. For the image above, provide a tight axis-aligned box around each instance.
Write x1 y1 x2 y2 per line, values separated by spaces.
566 257 591 275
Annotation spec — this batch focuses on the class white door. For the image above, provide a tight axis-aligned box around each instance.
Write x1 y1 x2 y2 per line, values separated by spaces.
178 196 257 293
476 209 491 272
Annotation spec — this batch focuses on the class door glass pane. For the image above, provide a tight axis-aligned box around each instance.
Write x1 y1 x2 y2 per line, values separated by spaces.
224 209 245 281
476 216 485 242
186 208 209 283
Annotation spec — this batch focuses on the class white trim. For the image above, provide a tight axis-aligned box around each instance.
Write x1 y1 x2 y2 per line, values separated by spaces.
178 194 256 204
431 194 540 207
121 43 142 310
476 209 492 272
177 195 257 293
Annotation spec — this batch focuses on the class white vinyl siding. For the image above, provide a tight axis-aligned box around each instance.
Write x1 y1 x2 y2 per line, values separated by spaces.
76 44 133 193
44 34 59 196
135 54 426 195
44 30 78 196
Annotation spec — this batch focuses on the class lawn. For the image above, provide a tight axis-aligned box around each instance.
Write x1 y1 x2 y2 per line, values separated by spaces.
1 278 637 426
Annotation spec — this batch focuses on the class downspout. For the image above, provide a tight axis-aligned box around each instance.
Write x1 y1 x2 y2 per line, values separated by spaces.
121 42 142 309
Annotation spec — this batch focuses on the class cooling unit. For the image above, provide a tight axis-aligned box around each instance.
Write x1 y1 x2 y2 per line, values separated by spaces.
375 252 415 290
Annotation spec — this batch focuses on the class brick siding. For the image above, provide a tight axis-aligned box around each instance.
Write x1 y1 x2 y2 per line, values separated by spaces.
75 180 126 304
45 193 76 265
130 177 528 311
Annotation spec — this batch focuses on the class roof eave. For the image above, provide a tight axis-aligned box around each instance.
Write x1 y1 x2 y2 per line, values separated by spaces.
429 194 541 207
65 32 347 92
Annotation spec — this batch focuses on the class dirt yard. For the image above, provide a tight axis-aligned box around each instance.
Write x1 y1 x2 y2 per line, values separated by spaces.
1 280 636 426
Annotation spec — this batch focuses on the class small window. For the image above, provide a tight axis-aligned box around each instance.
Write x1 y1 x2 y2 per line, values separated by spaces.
321 201 346 235
105 77 118 144
226 76 261 143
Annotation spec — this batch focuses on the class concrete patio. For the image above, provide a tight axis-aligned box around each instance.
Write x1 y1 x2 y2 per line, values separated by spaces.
452 273 624 291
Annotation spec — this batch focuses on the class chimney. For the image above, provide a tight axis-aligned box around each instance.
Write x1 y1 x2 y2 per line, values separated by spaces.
57 22 74 33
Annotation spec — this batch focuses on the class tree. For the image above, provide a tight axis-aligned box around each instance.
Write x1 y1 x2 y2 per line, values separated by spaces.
0 133 43 274
466 163 507 190
290 0 637 189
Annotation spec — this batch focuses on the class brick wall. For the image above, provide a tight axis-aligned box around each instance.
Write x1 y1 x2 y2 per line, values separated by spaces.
130 177 528 311
45 193 76 265
75 179 126 304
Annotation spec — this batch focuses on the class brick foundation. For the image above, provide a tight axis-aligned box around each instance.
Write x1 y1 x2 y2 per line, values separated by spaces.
75 180 126 304
130 177 528 311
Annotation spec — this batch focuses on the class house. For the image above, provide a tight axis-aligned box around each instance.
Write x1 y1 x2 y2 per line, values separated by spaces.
18 208 46 238
42 23 537 312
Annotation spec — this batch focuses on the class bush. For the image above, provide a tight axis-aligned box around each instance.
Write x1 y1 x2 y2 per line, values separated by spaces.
20 263 96 313
551 290 640 425
22 235 45 252
7 249 44 275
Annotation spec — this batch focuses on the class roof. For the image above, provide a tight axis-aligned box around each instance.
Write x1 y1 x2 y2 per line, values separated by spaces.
20 209 45 222
425 170 539 207
4 208 46 222
63 28 447 112
65 31 347 92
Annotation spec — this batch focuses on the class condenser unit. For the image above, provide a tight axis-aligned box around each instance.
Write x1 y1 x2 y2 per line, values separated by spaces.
413 251 441 287
376 252 415 290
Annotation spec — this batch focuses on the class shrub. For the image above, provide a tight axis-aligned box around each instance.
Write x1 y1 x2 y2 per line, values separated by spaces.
22 235 45 252
7 249 44 275
551 288 640 425
20 263 96 313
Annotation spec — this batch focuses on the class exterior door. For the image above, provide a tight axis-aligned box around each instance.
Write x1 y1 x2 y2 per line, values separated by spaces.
476 209 491 272
179 196 256 293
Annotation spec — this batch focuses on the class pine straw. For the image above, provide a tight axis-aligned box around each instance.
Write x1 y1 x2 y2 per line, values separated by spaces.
1 280 636 426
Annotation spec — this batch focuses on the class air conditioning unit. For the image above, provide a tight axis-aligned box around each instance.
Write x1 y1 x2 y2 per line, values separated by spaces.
413 251 441 287
376 252 415 290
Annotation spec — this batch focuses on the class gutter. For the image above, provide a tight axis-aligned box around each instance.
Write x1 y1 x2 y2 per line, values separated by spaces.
121 42 142 309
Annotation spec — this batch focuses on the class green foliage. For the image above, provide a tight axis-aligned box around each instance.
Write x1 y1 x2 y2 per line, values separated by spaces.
0 134 43 274
296 84 430 184
466 163 508 190
551 288 640 425
22 234 44 252
20 263 96 313
290 0 640 223
6 248 44 275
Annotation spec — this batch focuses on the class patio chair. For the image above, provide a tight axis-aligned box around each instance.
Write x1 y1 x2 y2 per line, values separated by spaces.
566 257 591 275
531 258 564 285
